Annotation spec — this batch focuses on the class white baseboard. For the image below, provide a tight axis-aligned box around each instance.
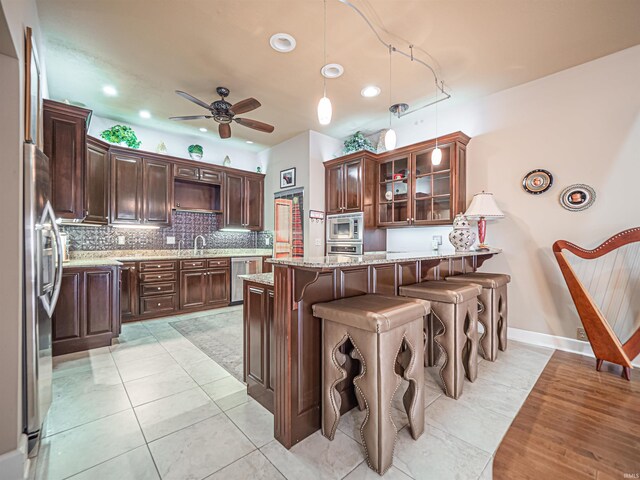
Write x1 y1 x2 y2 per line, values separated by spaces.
0 435 27 480
508 327 640 368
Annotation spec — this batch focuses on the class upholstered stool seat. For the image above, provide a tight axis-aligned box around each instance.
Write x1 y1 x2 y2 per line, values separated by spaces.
446 272 510 361
399 281 481 400
313 294 430 475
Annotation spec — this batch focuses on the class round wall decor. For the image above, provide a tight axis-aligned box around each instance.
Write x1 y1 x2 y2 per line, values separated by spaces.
559 184 596 212
522 169 553 194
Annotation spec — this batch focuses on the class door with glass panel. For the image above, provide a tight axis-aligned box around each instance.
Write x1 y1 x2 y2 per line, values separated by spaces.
411 144 453 225
377 154 412 226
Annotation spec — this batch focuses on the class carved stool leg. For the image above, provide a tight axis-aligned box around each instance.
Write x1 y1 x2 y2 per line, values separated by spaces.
321 321 349 440
350 348 366 411
425 313 442 367
596 358 603 371
462 298 479 383
433 303 467 399
497 285 508 352
350 327 402 475
398 320 425 440
478 288 497 361
622 367 631 381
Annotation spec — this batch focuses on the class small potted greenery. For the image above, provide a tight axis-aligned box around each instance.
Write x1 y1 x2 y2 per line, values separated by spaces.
188 144 203 160
100 125 141 149
343 131 375 154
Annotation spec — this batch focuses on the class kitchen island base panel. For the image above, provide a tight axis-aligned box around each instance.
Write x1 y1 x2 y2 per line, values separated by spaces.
272 252 496 449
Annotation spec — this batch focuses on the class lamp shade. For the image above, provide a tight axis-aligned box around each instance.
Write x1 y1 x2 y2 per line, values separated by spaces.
464 191 504 219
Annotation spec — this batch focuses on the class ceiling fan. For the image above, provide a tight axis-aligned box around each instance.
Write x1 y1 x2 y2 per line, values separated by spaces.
169 86 275 139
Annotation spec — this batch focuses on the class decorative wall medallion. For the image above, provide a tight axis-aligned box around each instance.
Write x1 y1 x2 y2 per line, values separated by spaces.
559 184 596 212
448 214 477 251
522 169 553 194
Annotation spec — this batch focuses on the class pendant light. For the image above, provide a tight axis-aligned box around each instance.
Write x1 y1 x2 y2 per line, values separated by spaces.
317 0 332 125
431 80 442 165
384 46 397 151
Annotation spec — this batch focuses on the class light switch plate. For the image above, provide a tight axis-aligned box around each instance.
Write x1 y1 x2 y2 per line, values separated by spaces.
577 327 587 341
265 237 270 246
314 238 322 246
432 235 443 245
117 235 126 245
166 236 175 245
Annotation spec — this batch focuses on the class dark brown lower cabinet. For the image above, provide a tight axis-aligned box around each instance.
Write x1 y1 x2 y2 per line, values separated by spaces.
243 281 275 412
120 262 139 322
180 268 230 310
52 266 120 356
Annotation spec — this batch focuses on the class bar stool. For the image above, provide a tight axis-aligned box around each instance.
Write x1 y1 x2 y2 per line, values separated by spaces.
313 294 430 475
445 272 510 361
399 281 481 400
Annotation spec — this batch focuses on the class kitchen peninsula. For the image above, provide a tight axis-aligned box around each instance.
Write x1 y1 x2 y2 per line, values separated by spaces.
243 248 501 449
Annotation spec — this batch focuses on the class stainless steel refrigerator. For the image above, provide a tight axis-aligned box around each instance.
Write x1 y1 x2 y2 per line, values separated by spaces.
23 143 63 451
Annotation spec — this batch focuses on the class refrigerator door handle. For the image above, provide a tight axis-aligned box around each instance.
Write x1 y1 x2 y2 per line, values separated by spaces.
38 201 64 317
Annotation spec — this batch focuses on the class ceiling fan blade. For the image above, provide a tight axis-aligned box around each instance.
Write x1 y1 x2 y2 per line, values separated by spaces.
169 115 212 121
230 98 261 115
219 123 231 139
234 117 274 133
175 90 212 110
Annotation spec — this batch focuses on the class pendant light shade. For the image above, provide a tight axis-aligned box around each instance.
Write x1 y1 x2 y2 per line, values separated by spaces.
317 96 332 125
431 146 442 165
384 128 397 151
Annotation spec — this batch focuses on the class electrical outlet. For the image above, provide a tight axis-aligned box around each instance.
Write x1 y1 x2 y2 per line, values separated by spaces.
117 235 126 245
432 235 442 245
315 238 322 246
265 237 270 246
166 236 175 245
577 327 588 341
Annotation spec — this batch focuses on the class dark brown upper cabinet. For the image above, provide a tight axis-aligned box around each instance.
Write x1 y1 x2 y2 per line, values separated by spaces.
111 151 172 227
111 153 143 224
84 137 110 224
143 159 172 225
324 155 379 215
224 173 263 231
174 163 223 185
377 132 469 227
43 100 91 220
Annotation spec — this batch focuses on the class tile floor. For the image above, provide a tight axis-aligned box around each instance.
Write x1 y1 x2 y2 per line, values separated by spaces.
31 306 554 480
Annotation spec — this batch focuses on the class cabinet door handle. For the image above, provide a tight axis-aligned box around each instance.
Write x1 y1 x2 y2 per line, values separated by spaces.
157 303 161 306
411 217 414 223
157 287 161 290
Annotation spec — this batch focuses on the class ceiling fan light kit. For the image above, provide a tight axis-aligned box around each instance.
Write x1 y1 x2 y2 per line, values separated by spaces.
169 86 274 140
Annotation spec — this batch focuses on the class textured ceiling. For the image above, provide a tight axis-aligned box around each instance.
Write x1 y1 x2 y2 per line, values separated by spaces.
37 0 640 150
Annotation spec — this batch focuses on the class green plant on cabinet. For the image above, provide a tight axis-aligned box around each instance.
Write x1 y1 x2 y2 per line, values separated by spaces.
100 125 141 149
343 131 375 154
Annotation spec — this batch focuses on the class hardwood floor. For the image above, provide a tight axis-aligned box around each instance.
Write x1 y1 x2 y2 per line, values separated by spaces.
494 350 640 479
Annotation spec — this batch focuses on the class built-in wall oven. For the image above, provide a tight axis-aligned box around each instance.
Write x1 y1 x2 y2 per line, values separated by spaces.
326 212 364 256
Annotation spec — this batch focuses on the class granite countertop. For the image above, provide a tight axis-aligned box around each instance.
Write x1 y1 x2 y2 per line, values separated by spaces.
239 272 274 286
267 247 502 268
69 249 273 262
64 258 124 267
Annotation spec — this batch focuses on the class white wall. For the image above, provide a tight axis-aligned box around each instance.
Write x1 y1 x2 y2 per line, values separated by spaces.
0 0 47 463
386 45 640 340
89 115 260 172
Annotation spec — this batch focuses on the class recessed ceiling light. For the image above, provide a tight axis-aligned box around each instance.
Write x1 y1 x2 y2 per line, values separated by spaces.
269 33 296 53
199 127 208 132
139 110 151 119
361 85 381 98
246 140 254 144
102 85 117 97
321 63 344 79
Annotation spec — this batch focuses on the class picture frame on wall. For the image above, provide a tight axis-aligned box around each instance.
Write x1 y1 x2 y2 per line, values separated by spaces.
280 167 296 189
24 26 42 148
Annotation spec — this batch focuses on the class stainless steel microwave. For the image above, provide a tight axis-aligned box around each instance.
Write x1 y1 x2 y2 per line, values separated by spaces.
326 212 363 243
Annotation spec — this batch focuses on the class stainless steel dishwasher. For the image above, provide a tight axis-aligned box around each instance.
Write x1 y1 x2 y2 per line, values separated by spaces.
231 257 263 303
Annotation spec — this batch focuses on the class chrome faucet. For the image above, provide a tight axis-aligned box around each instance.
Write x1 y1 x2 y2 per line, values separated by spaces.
193 235 206 255
178 239 184 256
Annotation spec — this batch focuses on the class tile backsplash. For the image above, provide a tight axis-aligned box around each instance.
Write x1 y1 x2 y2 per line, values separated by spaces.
61 211 273 252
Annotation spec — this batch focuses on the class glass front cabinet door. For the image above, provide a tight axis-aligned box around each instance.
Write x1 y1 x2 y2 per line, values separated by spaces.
376 132 469 227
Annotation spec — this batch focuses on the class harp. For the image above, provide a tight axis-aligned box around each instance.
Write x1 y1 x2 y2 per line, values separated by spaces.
553 228 640 380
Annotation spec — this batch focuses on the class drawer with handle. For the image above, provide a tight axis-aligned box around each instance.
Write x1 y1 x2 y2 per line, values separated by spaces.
139 261 176 272
208 258 230 268
140 294 177 315
139 271 177 282
140 281 176 297
181 259 207 270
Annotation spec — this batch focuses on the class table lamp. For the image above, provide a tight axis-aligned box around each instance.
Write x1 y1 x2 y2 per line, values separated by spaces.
464 191 504 249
